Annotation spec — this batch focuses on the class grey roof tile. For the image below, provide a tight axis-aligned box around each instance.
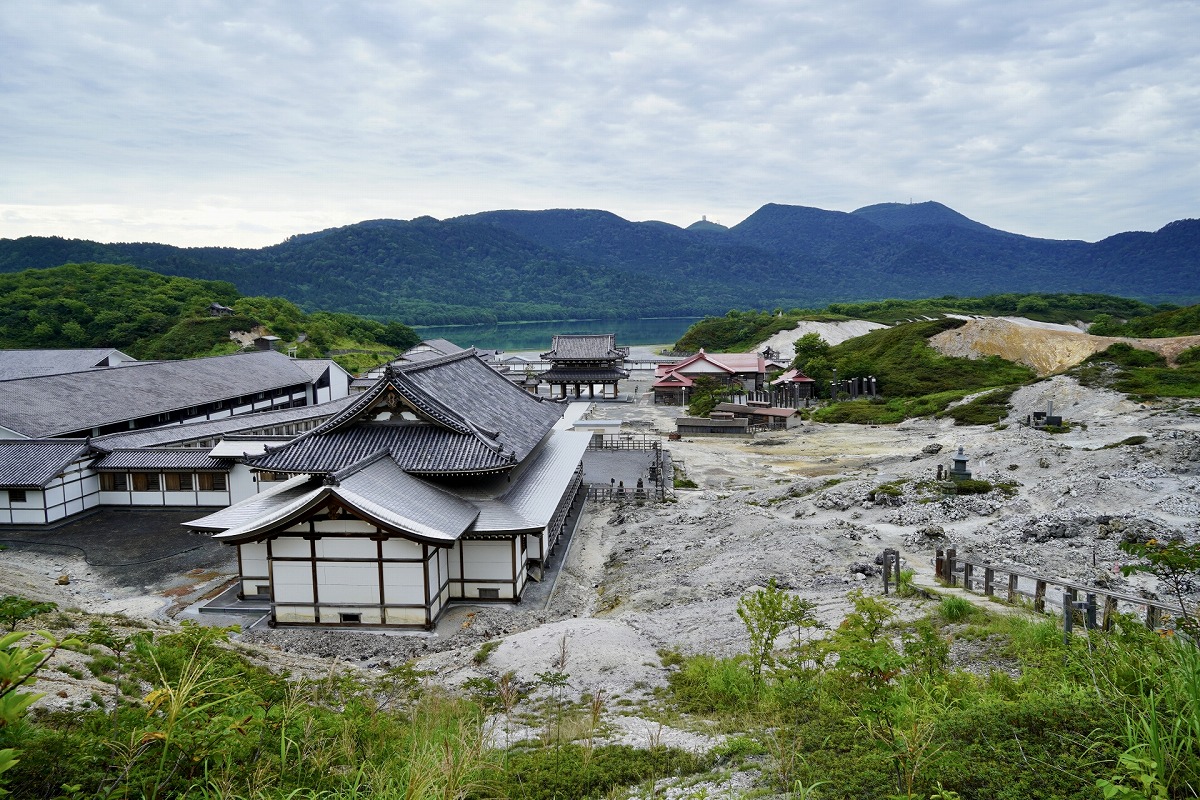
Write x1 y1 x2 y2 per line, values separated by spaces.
541 334 628 361
251 351 564 476
0 439 92 487
0 349 136 380
93 396 355 449
0 350 317 438
91 449 230 471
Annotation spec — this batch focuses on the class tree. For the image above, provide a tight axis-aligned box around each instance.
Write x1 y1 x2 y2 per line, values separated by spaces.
686 375 732 417
792 332 830 366
736 578 819 690
1119 537 1200 636
0 597 55 633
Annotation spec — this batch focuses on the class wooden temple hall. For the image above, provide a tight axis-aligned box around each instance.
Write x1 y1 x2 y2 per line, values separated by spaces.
538 334 629 400
187 351 591 629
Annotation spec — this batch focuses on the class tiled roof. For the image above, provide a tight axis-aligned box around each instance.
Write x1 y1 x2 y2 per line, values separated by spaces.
251 351 564 476
711 403 801 418
91 449 230 472
537 367 630 383
670 350 765 374
0 349 136 381
494 430 590 529
290 359 341 381
0 350 320 438
92 396 355 449
190 430 590 544
541 334 628 361
653 372 694 388
771 369 815 385
409 338 465 356
190 453 479 545
0 439 92 487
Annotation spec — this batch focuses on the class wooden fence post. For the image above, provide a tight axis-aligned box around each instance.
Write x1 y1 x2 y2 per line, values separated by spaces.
984 567 995 597
1007 573 1018 604
962 562 974 592
1103 596 1117 631
1034 581 1047 613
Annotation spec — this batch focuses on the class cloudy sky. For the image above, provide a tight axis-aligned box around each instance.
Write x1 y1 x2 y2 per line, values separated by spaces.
1 1 1197 247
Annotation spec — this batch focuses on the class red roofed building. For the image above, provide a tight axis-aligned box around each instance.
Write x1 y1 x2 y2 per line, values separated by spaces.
770 368 818 402
652 349 767 405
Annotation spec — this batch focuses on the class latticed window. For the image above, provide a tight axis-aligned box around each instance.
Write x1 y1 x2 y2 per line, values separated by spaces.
198 472 227 491
100 473 128 492
131 472 160 491
165 473 193 491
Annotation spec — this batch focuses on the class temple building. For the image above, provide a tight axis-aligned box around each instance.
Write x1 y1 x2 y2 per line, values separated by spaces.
537 334 629 399
186 350 589 629
652 349 767 405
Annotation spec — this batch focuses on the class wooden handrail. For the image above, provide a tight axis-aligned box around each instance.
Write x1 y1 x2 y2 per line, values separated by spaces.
936 548 1190 628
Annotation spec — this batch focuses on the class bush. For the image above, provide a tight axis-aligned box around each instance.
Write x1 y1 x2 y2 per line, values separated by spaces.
938 596 976 622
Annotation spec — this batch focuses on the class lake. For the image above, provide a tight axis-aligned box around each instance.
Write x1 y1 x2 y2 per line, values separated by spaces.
411 317 701 352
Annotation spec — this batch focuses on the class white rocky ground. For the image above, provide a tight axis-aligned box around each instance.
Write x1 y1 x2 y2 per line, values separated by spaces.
7 320 1200 774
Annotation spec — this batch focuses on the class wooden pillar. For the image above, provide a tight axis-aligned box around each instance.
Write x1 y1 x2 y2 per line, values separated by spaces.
962 562 973 592
1007 573 1018 604
1103 596 1118 630
1146 604 1160 629
1034 580 1047 613
984 567 995 596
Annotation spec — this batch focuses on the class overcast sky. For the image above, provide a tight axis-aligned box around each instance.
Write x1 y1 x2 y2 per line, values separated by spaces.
2 1 1197 248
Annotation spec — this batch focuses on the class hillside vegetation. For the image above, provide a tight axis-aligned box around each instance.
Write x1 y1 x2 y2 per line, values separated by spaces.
0 263 418 369
1 202 1197 323
675 293 1158 353
4 585 1198 799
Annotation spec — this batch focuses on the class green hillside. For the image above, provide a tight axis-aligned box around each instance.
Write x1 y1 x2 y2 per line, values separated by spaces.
0 263 418 369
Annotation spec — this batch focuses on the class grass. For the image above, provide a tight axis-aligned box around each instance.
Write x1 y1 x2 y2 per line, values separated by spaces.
938 595 976 622
1073 342 1200 398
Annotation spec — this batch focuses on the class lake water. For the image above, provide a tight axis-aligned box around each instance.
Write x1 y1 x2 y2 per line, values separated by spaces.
412 317 701 352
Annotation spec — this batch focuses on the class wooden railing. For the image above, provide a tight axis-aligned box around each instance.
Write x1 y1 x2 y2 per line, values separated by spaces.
586 433 662 451
936 548 1190 630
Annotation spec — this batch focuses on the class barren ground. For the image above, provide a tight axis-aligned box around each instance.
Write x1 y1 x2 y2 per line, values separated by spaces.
6 321 1200 775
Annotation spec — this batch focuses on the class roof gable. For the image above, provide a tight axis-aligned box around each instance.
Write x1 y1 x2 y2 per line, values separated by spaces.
249 350 565 476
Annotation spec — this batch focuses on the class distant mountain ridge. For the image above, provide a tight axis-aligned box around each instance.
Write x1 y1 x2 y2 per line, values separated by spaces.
0 201 1196 325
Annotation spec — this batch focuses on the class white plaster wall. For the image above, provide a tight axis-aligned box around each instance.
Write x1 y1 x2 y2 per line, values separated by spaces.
382 563 426 605
316 563 378 604
273 562 315 603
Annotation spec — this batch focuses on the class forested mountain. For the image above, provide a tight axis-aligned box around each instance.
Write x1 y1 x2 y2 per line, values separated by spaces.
0 262 417 366
1 202 1196 324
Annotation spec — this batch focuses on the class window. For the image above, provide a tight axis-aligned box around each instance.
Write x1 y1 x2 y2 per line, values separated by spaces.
258 471 285 482
478 588 500 600
339 613 362 624
255 584 271 598
7 489 27 504
131 472 160 491
100 473 128 492
198 472 227 491
165 473 193 491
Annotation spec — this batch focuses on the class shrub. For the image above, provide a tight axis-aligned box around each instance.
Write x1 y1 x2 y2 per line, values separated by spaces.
939 596 975 622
